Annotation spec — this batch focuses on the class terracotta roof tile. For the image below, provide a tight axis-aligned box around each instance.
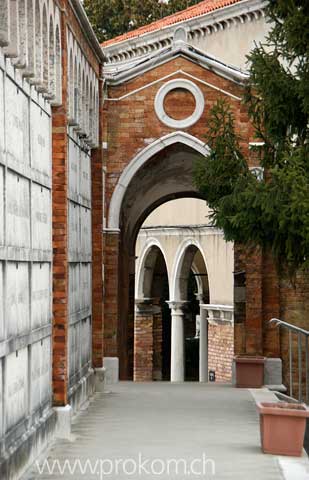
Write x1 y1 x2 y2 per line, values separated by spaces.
102 0 243 47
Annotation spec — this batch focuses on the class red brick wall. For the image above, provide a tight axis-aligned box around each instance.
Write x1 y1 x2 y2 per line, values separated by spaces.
208 323 234 382
52 4 69 407
91 74 104 369
104 57 254 218
279 271 309 396
134 313 154 382
103 232 120 357
153 312 163 380
262 251 280 357
245 247 263 355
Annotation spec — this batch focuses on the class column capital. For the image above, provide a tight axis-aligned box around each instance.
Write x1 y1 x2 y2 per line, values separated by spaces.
195 293 205 304
166 300 188 314
135 298 160 315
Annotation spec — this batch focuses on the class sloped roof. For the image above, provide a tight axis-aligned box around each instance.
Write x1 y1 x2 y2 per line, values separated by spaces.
102 0 244 47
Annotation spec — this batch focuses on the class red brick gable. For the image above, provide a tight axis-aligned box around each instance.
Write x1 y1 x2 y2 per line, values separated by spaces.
102 0 243 47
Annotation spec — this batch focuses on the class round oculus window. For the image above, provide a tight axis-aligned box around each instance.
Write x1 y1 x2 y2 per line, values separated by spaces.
154 79 204 129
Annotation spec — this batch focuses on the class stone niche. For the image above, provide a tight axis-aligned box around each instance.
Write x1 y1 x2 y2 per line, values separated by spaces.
6 171 31 249
5 348 28 432
6 262 30 338
32 183 51 252
5 77 29 170
31 262 51 330
30 102 51 181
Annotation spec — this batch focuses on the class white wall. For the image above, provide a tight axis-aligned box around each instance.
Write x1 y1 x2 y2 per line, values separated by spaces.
0 48 53 455
192 16 269 70
67 128 92 396
143 198 211 227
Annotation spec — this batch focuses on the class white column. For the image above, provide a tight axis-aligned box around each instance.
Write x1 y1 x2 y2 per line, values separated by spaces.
167 301 186 382
199 306 208 383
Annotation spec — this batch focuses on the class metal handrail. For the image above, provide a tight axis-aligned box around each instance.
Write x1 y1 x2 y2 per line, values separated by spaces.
270 318 309 403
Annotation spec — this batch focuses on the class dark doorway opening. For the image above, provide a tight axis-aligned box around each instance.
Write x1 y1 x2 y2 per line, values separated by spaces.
185 271 200 381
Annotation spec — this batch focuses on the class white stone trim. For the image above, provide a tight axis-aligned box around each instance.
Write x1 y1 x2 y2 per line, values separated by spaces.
201 303 234 324
191 262 204 296
105 69 242 102
170 237 209 302
154 78 204 129
104 42 249 86
108 132 210 230
0 0 63 103
135 238 169 299
138 225 223 238
103 0 267 64
138 226 222 236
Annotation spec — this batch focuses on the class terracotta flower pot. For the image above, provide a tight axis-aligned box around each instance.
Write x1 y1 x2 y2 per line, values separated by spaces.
234 355 265 388
257 402 309 456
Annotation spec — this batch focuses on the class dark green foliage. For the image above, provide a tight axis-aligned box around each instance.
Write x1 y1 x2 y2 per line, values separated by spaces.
194 1 309 274
83 0 201 43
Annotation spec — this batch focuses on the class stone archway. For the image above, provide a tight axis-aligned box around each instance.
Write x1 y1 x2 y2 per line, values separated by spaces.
169 240 210 382
108 131 210 232
134 241 170 381
105 135 211 379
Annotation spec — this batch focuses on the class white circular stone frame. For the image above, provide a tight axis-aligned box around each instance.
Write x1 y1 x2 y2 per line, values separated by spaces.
154 79 205 129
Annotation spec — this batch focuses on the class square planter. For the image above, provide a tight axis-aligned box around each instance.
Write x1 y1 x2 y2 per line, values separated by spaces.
234 355 265 388
257 402 309 456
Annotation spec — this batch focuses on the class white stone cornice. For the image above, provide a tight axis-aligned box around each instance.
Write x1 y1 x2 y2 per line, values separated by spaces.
104 43 249 87
201 304 234 325
103 0 267 64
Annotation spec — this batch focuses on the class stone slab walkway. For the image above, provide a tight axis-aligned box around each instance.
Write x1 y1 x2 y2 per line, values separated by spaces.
24 382 308 479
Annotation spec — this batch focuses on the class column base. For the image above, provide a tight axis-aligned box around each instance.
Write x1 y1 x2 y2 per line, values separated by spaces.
103 357 119 384
54 405 72 440
95 367 106 392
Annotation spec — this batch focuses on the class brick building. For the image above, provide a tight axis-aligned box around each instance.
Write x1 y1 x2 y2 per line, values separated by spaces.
0 0 308 478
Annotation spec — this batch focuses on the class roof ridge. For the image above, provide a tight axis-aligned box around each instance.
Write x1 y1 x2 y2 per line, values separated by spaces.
102 0 243 48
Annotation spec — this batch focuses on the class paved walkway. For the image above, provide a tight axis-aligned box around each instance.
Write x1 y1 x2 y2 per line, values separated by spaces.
24 382 307 479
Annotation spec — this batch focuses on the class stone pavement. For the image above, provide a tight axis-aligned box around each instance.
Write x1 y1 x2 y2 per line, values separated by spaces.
24 382 309 480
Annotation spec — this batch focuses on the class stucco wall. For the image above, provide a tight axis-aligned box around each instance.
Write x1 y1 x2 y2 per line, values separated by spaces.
143 198 211 227
191 15 269 70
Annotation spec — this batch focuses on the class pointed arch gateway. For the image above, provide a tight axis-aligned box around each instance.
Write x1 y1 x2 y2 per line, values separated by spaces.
105 132 211 380
108 131 210 232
